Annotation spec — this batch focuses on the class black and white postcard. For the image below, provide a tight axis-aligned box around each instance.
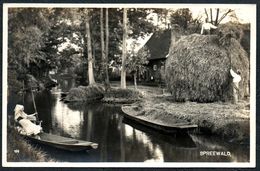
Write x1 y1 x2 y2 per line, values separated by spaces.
2 3 256 168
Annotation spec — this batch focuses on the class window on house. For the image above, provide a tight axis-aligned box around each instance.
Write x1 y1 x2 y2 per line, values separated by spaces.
153 64 157 71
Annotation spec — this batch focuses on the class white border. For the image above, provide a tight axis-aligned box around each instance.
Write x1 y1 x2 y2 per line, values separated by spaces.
2 3 256 168
2 3 8 168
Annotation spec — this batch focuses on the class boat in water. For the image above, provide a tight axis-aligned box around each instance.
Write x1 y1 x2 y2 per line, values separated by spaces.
121 105 198 134
19 131 98 152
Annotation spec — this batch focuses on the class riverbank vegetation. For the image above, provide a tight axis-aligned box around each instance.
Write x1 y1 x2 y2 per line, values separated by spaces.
102 88 143 104
7 128 55 162
126 93 249 143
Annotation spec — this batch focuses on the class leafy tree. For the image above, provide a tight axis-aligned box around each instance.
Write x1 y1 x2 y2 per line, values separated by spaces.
58 45 81 71
127 8 156 38
8 8 51 76
126 44 149 89
170 8 193 29
8 8 76 79
8 7 161 88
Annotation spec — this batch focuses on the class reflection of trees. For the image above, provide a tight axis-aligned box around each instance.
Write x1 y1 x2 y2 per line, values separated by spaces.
67 102 105 112
119 117 125 161
80 103 112 161
35 90 56 132
67 102 85 111
123 124 163 162
80 104 127 161
123 120 219 162
100 110 109 162
86 110 93 141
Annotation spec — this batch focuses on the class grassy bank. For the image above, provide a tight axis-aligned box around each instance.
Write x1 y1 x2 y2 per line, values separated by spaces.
126 93 249 143
102 88 143 104
7 128 55 162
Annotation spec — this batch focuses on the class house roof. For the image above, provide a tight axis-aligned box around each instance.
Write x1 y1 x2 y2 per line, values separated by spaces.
145 29 171 61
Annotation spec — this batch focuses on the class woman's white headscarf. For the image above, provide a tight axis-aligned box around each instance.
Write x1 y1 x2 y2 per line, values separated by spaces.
14 104 24 113
14 104 25 119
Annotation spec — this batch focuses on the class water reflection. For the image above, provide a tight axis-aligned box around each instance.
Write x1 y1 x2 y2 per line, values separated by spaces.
7 78 249 162
50 96 84 138
123 124 164 162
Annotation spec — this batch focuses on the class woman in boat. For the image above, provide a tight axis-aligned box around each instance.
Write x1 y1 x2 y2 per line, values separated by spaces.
14 104 42 136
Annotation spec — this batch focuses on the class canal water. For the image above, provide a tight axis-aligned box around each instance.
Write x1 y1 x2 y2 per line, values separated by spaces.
7 78 249 162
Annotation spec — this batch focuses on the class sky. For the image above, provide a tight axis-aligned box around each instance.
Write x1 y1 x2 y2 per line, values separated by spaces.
190 7 254 23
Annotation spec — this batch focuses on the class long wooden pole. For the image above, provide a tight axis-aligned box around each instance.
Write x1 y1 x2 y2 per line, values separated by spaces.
31 88 39 121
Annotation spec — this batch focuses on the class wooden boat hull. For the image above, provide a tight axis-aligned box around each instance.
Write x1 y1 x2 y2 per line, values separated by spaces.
123 118 197 148
122 105 198 133
22 132 98 152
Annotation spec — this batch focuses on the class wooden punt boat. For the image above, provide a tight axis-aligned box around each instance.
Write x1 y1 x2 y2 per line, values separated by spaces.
123 118 197 148
121 105 198 133
21 132 98 152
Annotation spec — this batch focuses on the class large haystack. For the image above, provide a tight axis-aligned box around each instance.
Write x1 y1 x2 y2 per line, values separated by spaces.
165 34 249 102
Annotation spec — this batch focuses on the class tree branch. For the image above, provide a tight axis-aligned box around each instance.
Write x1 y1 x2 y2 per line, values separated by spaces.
204 8 209 22
217 9 233 25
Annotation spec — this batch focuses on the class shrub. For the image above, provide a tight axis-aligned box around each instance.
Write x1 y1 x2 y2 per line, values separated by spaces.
65 84 105 102
103 88 142 104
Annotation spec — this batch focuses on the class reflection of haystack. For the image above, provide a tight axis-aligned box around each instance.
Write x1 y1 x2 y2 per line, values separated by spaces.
165 33 249 102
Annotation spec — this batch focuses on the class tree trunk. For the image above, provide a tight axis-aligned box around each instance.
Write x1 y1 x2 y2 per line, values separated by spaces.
215 8 220 26
85 10 95 85
105 8 110 88
204 8 209 22
210 8 213 23
121 8 127 89
134 72 137 89
100 8 106 81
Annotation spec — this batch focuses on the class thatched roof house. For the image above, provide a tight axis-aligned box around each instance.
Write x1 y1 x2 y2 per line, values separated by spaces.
138 29 171 83
165 32 249 102
145 29 171 61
